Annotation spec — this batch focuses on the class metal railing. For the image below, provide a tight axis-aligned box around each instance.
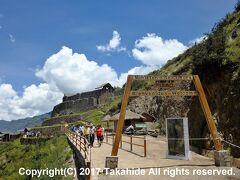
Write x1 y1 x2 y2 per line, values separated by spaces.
105 132 147 157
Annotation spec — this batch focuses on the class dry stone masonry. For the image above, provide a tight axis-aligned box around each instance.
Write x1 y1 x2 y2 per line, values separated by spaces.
51 83 114 117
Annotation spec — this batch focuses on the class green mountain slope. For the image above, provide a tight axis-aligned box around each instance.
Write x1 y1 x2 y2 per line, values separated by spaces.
0 113 51 133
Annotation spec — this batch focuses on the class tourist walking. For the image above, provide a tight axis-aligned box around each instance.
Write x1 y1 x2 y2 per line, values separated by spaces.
96 125 104 147
79 125 84 136
90 125 96 147
83 125 90 143
71 125 76 132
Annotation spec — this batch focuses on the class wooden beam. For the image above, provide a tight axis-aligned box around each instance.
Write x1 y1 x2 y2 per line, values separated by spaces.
193 75 223 151
111 75 133 156
133 75 193 81
130 90 198 97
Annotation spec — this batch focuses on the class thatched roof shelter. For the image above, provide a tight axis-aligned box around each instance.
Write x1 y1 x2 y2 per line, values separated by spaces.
102 110 146 121
102 110 148 131
103 114 111 121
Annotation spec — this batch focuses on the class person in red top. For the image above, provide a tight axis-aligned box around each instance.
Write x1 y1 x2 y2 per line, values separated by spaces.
96 125 104 147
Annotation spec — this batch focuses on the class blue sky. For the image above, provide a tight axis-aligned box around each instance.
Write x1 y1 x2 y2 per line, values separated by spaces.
0 0 237 120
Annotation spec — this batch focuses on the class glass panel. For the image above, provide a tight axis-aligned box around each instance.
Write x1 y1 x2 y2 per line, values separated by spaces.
167 118 185 157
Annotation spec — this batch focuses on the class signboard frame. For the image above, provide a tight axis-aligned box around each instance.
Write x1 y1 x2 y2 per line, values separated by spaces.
111 75 223 157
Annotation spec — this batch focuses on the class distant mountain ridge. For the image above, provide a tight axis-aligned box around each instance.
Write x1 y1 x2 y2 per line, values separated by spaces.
0 113 51 133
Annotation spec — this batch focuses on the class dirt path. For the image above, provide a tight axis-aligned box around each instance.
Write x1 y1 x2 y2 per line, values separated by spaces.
90 136 240 179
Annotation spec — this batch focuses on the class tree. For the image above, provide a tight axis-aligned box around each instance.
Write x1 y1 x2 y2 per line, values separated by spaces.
235 0 240 12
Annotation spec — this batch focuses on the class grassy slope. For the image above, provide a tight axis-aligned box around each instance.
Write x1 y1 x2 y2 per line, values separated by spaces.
0 136 73 180
225 11 240 64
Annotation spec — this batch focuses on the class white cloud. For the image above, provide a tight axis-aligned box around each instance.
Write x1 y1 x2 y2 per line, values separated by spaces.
0 83 62 121
9 34 15 43
0 84 17 100
36 46 121 94
36 46 161 95
132 33 188 66
97 30 126 52
189 35 207 46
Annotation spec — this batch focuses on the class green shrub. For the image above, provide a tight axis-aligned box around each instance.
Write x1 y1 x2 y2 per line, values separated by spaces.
0 136 73 180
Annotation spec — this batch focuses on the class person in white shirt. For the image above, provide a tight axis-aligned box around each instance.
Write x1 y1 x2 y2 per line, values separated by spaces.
79 125 84 136
90 125 96 147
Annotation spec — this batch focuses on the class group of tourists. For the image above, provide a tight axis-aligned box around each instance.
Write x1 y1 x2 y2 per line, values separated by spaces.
71 124 104 147
23 128 41 138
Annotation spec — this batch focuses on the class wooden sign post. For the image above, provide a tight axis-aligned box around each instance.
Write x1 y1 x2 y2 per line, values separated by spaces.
111 74 222 156
111 75 133 156
193 75 222 150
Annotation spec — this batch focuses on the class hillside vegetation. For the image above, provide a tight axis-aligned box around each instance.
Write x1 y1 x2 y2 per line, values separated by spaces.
0 136 73 180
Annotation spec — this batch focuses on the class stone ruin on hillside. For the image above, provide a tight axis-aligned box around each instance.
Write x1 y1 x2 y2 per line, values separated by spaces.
51 83 114 117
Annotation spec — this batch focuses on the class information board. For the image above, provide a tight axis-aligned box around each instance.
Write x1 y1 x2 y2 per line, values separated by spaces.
166 117 191 160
